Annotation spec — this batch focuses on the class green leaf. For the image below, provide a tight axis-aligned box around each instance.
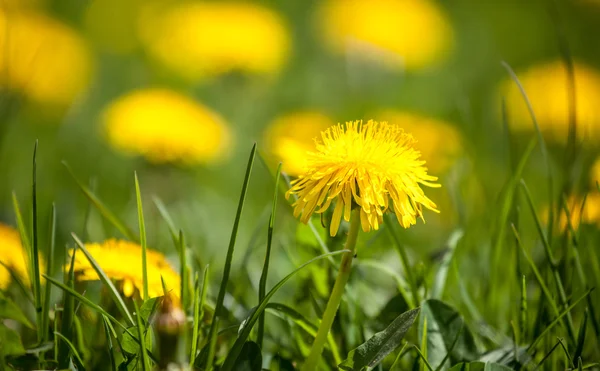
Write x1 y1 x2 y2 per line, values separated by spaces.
139 297 159 325
232 341 262 371
339 307 420 370
419 299 479 370
121 325 154 359
450 362 513 371
0 292 33 328
0 322 26 356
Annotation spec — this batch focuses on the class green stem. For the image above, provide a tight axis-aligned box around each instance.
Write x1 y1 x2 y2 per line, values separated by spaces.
302 209 361 371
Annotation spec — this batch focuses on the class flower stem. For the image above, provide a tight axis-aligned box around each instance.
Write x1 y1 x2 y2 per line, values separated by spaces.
302 209 361 371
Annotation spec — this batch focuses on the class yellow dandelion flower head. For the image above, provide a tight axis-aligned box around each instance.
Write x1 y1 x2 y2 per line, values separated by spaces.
103 89 232 165
591 157 600 189
264 111 336 176
378 110 463 173
0 9 92 106
138 1 290 81
286 120 440 236
317 0 453 70
502 61 600 143
70 239 180 299
0 223 30 290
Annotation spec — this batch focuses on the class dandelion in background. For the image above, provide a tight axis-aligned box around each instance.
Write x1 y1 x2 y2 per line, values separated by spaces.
290 120 439 370
502 61 600 142
263 111 335 176
70 239 180 299
316 0 453 70
378 110 463 173
138 1 290 81
0 224 31 290
0 9 92 107
103 89 232 165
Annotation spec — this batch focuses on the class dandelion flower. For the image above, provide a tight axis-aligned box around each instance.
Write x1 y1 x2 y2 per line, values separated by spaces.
103 89 232 165
0 224 30 290
70 239 180 299
502 61 600 142
138 1 290 81
264 111 335 176
317 0 453 70
378 110 463 173
0 9 92 107
286 120 440 236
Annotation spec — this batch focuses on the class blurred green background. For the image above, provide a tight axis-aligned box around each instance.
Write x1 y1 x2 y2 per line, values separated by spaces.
1 0 600 362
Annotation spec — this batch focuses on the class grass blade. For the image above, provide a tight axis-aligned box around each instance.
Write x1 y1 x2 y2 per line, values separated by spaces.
57 246 76 369
385 214 419 308
31 140 43 344
152 196 179 247
41 203 56 345
520 275 528 342
134 172 149 300
520 180 576 343
527 289 593 352
431 229 464 299
573 308 588 362
54 332 84 366
413 345 434 371
11 193 32 287
101 316 118 371
257 162 282 348
203 143 257 370
179 230 189 311
71 233 135 325
63 161 137 241
134 300 150 371
220 250 348 371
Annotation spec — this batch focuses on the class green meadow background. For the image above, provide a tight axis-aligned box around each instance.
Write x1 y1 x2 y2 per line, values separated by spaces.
1 0 600 369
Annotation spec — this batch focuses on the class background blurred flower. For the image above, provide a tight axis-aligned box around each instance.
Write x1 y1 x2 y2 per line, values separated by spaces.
377 110 463 173
138 1 290 81
316 0 453 70
0 9 92 107
502 61 600 143
0 223 29 290
103 89 232 165
70 239 180 299
263 111 335 176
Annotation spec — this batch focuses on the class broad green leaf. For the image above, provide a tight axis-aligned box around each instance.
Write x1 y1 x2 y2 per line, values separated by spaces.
450 361 512 371
121 326 154 358
232 341 262 371
0 322 26 356
339 307 420 370
0 291 33 328
139 297 159 325
419 299 478 370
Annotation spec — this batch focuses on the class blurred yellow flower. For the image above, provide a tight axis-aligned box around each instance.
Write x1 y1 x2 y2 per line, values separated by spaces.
0 223 30 290
264 111 335 176
544 193 600 232
138 1 290 81
0 9 92 106
103 89 232 165
286 120 440 236
378 110 463 173
502 61 600 142
317 0 453 70
70 239 180 299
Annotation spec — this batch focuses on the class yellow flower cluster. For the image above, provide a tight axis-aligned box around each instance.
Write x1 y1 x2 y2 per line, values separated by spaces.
138 1 290 81
0 224 30 290
103 89 232 165
70 239 180 299
502 61 600 143
287 120 439 236
317 0 453 70
263 111 336 176
0 9 92 107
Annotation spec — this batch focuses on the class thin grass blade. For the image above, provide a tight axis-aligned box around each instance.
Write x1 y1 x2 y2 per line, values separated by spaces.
30 140 43 344
134 172 149 300
54 332 84 366
179 230 189 311
134 300 150 371
41 204 56 345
